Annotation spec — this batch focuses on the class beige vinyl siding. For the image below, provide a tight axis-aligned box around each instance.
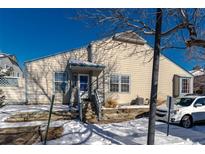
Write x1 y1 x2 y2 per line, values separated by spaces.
26 48 87 104
92 40 154 104
26 38 193 105
158 55 193 100
92 39 193 104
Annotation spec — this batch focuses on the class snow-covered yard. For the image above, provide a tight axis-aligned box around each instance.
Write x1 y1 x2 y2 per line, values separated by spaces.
45 118 205 145
1 105 205 145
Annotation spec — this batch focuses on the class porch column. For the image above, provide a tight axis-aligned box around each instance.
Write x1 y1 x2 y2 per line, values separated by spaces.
103 70 105 104
87 44 93 100
89 71 93 100
96 75 99 90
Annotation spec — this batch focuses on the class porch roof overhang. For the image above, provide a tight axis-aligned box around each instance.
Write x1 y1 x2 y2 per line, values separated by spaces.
68 59 105 76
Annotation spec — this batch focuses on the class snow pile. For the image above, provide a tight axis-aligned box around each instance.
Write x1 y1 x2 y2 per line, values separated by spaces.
190 69 205 76
69 59 105 68
45 118 205 145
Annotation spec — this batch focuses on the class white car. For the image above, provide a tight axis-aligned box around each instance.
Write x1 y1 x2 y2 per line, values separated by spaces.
156 95 205 128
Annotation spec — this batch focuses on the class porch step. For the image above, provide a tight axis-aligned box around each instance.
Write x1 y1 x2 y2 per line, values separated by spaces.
83 101 98 123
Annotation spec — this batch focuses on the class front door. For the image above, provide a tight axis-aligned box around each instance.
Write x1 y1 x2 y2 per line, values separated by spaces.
78 74 89 99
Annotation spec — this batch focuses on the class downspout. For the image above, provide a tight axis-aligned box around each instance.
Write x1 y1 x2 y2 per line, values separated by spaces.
87 43 93 100
24 62 28 104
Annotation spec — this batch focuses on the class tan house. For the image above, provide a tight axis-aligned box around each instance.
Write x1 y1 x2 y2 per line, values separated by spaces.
24 31 193 106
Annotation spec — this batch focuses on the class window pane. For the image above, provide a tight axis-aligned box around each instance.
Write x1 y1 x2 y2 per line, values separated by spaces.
80 83 88 91
80 76 88 84
110 75 119 84
110 84 119 92
182 78 190 93
55 82 61 92
121 76 129 84
55 82 67 92
195 98 205 106
55 72 67 81
121 84 129 92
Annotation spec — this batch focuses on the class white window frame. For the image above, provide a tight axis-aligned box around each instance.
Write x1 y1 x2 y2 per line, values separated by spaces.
109 75 120 92
4 65 9 69
54 72 68 93
180 77 191 95
109 74 130 93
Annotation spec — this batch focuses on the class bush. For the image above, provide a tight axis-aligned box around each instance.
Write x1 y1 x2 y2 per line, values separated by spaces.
0 89 6 107
104 98 118 108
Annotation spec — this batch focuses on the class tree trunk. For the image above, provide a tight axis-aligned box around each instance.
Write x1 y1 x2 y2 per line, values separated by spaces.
147 8 163 145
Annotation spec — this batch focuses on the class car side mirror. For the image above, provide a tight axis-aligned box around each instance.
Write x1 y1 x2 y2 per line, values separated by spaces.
194 103 203 107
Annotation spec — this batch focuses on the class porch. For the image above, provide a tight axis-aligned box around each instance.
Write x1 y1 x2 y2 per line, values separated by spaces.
68 59 105 100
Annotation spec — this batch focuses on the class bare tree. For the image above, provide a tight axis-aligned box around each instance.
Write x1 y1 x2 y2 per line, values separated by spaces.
73 9 205 52
72 8 205 145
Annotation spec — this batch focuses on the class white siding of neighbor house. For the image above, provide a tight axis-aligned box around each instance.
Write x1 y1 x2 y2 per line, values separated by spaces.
25 38 193 105
0 56 25 104
0 57 23 77
1 77 26 104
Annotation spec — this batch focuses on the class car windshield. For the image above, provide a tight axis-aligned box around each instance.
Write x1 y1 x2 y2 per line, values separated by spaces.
176 98 195 107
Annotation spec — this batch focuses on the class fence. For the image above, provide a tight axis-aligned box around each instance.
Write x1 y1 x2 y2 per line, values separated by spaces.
0 77 26 104
0 77 18 87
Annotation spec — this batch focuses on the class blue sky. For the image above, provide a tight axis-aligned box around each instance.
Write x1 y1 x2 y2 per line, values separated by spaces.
0 8 201 71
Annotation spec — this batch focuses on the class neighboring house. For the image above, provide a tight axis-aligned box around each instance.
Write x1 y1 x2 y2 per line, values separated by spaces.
190 67 205 95
0 53 23 77
0 53 25 104
25 31 193 105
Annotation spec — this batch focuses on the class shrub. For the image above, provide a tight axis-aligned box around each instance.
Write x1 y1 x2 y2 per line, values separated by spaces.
104 98 118 108
0 89 6 107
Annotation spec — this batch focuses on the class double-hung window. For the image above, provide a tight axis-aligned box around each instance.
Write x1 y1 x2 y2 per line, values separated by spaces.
110 74 130 93
110 75 120 92
54 72 68 93
181 78 190 94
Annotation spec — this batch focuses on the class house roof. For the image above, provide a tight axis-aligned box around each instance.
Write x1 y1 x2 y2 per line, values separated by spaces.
24 31 147 64
24 47 87 64
68 59 105 76
24 31 192 76
189 69 205 76
0 53 20 67
112 31 147 45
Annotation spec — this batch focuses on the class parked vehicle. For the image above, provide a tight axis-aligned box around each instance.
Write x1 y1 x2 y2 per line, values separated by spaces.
156 95 205 128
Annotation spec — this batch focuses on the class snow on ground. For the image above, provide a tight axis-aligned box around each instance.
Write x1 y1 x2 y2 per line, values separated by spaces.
0 105 70 128
45 118 205 145
1 105 205 145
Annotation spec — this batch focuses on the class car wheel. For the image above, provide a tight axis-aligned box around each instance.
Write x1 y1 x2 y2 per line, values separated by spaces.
181 115 193 128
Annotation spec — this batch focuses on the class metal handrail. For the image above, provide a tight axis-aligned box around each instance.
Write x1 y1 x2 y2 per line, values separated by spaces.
93 89 102 121
77 88 84 122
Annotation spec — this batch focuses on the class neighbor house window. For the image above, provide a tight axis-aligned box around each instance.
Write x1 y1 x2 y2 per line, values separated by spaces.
5 65 9 69
181 78 190 94
54 72 68 93
110 74 130 93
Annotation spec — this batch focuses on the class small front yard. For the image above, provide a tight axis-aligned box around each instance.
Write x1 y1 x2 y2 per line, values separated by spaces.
1 105 205 145
45 118 205 145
